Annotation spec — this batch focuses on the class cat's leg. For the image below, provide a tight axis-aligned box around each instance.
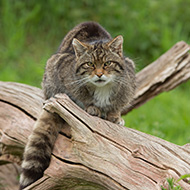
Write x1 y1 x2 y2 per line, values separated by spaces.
106 111 125 126
85 105 101 117
19 110 63 189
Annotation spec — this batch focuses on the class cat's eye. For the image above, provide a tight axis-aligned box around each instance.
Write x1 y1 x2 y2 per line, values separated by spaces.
104 61 112 67
86 62 94 67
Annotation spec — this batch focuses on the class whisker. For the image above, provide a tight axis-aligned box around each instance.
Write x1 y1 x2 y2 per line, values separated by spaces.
113 77 131 86
64 77 89 86
70 78 90 94
129 57 142 63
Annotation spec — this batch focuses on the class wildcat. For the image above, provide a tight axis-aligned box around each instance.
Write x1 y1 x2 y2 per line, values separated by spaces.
19 21 136 189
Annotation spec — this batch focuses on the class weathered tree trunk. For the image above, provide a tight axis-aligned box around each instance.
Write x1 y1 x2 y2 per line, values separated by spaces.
0 41 190 190
122 41 190 114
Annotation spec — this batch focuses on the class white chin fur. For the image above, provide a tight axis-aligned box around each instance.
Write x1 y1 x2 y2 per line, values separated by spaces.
93 81 109 87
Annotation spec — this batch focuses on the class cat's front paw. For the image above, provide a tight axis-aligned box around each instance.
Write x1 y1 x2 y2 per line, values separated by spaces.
86 105 101 117
117 117 125 126
107 112 125 126
109 117 125 126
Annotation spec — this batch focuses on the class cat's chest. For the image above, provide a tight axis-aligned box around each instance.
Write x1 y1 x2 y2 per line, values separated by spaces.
93 86 112 108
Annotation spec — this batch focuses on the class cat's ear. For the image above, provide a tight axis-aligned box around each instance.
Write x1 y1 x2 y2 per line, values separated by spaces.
108 35 123 57
72 38 88 58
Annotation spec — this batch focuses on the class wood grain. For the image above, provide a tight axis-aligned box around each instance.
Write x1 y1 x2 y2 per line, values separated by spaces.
122 41 190 114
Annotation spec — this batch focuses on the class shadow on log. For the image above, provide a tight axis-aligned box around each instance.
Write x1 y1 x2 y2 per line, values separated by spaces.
0 41 190 190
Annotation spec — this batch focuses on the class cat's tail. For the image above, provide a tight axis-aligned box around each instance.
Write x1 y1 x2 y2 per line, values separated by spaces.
19 110 63 189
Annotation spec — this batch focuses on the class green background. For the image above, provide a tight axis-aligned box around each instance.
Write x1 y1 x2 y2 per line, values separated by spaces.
0 0 189 145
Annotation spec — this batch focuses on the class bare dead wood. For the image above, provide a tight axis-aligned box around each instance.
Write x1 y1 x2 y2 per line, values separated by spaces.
0 82 43 190
122 41 190 114
0 41 190 190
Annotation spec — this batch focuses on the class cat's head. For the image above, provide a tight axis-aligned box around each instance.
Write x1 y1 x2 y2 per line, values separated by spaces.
72 35 124 87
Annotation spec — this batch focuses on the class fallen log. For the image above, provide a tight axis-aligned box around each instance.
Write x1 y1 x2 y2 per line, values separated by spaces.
0 41 190 190
122 41 190 114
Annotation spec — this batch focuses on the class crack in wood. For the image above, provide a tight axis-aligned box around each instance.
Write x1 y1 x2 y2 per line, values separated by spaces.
131 168 158 184
59 131 71 139
3 132 25 146
29 176 51 190
160 144 190 167
132 154 166 171
0 99 36 120
51 153 129 190
176 53 189 67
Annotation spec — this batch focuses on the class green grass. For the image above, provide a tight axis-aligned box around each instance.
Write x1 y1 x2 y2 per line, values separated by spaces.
161 178 182 190
124 82 190 145
0 0 189 145
161 174 190 190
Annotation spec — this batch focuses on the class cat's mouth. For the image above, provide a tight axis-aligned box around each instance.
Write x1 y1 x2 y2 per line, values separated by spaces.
90 75 110 87
95 79 106 83
93 79 109 87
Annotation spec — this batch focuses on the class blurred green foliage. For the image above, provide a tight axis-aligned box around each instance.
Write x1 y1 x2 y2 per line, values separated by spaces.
1 0 190 85
0 0 189 145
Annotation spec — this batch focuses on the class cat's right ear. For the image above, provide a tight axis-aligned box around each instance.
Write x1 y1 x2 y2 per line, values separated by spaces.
72 38 88 58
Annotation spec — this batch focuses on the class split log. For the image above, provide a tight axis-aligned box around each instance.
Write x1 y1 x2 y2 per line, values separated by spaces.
0 41 190 190
122 41 190 114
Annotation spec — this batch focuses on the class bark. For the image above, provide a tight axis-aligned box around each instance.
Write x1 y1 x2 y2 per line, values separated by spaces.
0 41 190 190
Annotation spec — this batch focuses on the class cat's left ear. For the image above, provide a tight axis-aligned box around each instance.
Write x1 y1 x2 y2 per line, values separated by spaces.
108 35 123 57
72 38 88 58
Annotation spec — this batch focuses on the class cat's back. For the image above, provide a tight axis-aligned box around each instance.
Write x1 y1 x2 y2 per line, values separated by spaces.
58 21 112 53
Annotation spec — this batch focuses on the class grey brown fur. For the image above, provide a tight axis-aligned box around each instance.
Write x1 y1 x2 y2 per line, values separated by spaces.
20 21 136 189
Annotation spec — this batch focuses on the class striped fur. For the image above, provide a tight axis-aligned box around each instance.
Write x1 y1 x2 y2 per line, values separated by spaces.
20 111 63 189
20 21 136 189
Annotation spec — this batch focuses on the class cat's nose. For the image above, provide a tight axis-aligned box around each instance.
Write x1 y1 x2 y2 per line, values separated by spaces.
96 73 103 78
